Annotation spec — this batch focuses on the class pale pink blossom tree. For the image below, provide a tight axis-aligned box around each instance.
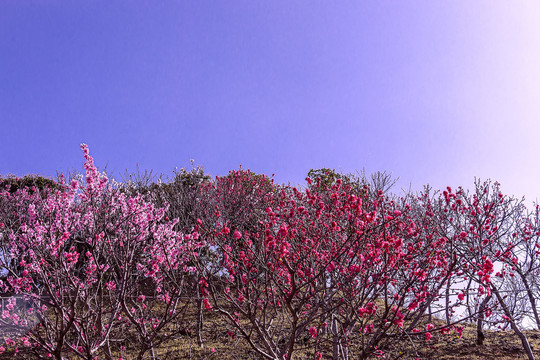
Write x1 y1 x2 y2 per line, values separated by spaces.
0 145 194 360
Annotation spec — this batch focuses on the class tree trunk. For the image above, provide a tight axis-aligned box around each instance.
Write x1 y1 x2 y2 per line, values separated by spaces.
476 295 491 346
492 286 535 360
445 283 451 325
332 316 340 360
330 315 349 360
520 273 540 329
196 287 204 347
466 278 473 322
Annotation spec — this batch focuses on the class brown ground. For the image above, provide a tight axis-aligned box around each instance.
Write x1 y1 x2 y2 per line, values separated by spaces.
135 323 540 359
418 327 540 360
3 314 540 359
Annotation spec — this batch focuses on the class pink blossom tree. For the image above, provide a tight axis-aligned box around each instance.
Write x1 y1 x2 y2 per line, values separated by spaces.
0 145 193 360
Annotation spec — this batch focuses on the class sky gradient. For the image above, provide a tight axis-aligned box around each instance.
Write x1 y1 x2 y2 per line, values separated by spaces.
2 2 540 203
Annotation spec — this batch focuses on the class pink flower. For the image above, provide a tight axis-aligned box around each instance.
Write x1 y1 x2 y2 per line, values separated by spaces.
458 292 465 301
483 258 494 274
309 326 318 338
392 306 405 327
454 326 463 338
106 281 117 291
233 230 242 239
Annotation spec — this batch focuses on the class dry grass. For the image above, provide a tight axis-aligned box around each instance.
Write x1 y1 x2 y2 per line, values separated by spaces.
122 317 540 359
4 304 540 359
416 326 540 360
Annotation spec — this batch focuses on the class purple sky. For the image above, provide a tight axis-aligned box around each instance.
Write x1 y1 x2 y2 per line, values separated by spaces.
2 2 540 203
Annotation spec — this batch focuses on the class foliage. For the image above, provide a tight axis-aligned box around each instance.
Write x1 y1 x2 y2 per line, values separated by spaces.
0 175 60 194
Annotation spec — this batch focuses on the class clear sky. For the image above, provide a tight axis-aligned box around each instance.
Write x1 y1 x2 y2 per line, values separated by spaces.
2 2 540 203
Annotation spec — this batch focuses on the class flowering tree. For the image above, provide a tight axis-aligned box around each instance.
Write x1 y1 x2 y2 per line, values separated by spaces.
195 172 465 359
0 145 192 360
503 203 540 329
304 180 461 360
430 180 535 359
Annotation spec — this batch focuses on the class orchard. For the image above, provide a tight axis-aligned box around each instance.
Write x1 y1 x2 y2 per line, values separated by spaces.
0 145 539 359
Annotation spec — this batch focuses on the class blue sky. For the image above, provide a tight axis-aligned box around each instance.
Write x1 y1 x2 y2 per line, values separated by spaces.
2 2 540 203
